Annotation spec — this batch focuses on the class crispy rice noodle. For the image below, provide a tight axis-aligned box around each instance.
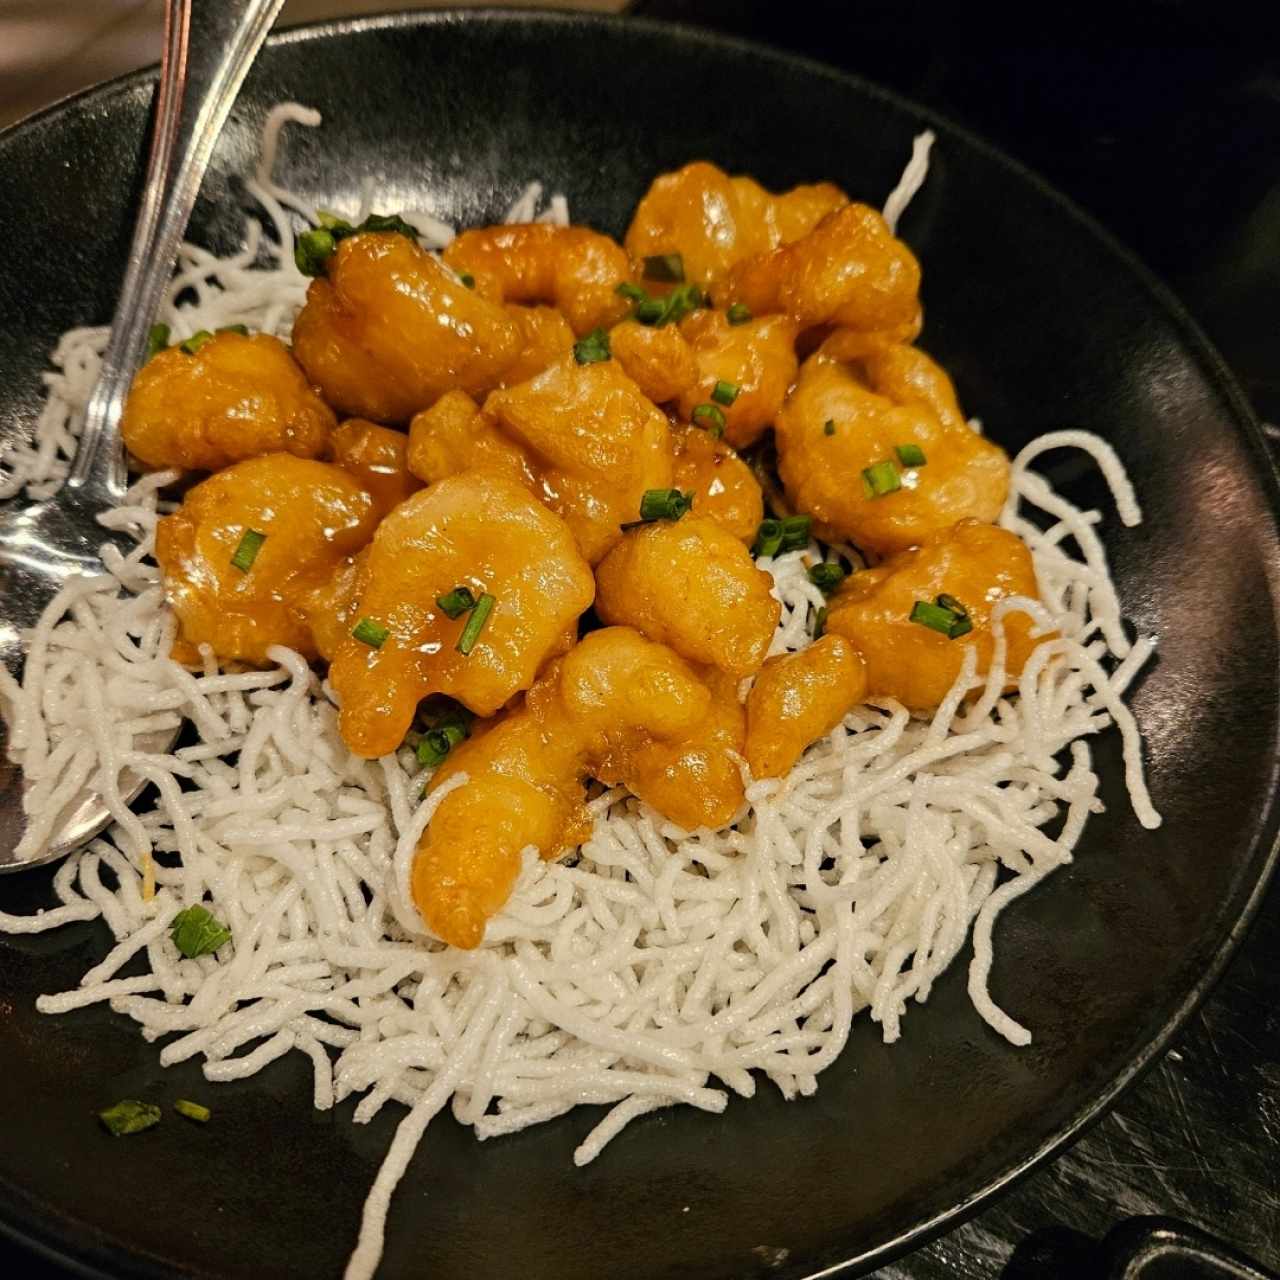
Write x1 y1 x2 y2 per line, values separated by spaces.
0 107 1158 1279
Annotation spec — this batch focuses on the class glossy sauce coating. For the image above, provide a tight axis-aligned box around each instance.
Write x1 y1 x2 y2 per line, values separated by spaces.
676 310 799 449
327 418 421 519
497 304 577 387
291 232 522 423
670 424 764 545
442 224 631 336
624 161 847 287
406 390 535 489
824 520 1045 710
323 470 595 758
121 332 335 472
415 628 729 948
484 355 673 564
717 202 921 336
609 319 699 404
775 350 1009 554
155 455 378 665
594 515 780 676
744 634 867 778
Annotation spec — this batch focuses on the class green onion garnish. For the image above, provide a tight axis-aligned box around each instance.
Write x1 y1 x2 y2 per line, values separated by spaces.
615 281 646 302
895 442 927 467
573 327 611 364
909 598 973 639
99 1100 161 1137
170 906 231 960
753 515 812 557
416 722 468 768
823 419 836 437
691 403 726 436
295 228 337 277
456 593 496 656
436 586 477 619
808 563 846 593
634 297 665 324
351 617 390 648
145 323 170 359
753 519 783 558
179 330 214 356
218 323 250 337
813 606 828 639
458 272 475 289
711 380 740 407
726 302 752 326
637 489 694 522
862 459 902 498
936 593 968 617
174 1099 211 1124
625 281 703 328
642 253 685 283
229 529 266 574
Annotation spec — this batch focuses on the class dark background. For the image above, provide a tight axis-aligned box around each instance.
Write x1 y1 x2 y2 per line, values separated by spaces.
4 2 1279 1276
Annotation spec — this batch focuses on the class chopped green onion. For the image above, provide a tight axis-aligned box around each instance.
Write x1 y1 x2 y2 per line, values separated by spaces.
895 442 927 467
218 323 250 337
416 722 468 768
170 906 231 959
458 272 475 289
145 323 170 359
909 599 972 639
935 593 968 618
99 1101 161 1137
813 606 828 639
179 330 214 356
295 228 337 277
351 617 390 648
174 1099 210 1124
627 281 703 328
726 302 752 326
357 212 420 239
862 459 902 499
642 253 685 283
711 380 739 407
317 209 352 230
634 297 665 324
808 562 846 593
573 327 611 364
637 488 694 522
436 586 477 619
777 514 812 553
753 519 783 558
456 593 495 656
615 281 646 302
229 529 266 574
691 403 726 436
823 419 836 437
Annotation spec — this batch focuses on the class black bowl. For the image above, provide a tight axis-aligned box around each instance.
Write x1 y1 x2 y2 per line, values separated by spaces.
0 11 1277 1280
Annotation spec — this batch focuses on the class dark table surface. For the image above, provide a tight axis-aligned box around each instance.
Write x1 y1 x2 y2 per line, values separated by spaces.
5 6 1279 1278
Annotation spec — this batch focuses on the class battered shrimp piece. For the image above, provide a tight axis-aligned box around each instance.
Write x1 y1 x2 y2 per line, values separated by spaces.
744 635 868 779
406 390 535 488
670 424 763 545
609 320 698 404
323 471 595 758
497 304 576 387
860 342 967 433
717 203 921 336
155 456 378 665
610 668 747 831
594 516 780 676
775 352 1008 554
327 419 421 518
291 232 522 423
676 310 799 449
625 161 846 287
121 331 335 472
824 520 1045 711
817 313 924 363
415 628 715 948
442 224 631 336
484 356 673 563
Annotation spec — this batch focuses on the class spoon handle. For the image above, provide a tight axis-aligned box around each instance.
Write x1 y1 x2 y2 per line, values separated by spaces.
67 0 286 504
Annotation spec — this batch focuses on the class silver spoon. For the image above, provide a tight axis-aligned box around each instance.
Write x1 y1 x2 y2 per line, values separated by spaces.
0 0 285 871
